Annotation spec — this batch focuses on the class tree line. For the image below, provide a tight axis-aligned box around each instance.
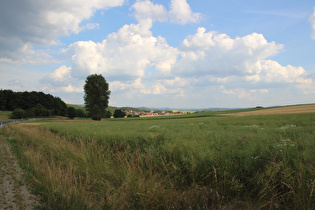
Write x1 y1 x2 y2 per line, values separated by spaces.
1 74 129 120
0 89 68 119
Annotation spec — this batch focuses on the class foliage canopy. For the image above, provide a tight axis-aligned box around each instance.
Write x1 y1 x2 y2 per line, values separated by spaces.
113 109 126 118
67 107 76 119
84 74 110 121
0 89 67 118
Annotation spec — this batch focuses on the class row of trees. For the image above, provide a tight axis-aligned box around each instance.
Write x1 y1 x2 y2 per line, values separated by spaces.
0 90 68 119
68 107 127 119
67 107 89 119
67 107 113 119
2 74 123 120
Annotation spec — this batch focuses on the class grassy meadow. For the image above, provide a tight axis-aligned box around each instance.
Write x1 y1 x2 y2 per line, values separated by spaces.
2 111 315 209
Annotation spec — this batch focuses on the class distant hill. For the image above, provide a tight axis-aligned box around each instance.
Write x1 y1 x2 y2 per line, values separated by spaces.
67 104 86 110
67 105 149 113
67 103 315 117
67 104 244 112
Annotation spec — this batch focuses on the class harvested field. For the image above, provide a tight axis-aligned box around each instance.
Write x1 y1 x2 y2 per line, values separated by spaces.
221 104 315 116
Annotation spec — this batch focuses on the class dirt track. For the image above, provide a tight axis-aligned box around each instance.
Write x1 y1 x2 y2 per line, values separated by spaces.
0 134 39 209
221 104 315 116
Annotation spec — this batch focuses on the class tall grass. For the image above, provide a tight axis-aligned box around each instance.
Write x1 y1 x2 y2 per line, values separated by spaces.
3 113 315 209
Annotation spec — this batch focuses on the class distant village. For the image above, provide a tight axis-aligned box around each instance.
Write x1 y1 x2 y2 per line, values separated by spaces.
120 109 191 117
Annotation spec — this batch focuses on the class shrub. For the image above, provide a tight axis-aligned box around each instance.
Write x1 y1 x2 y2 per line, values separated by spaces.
68 107 76 119
113 109 126 118
103 110 112 118
11 108 25 119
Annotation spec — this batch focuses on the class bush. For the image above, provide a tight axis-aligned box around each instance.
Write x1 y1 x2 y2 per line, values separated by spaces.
68 107 76 119
25 109 35 118
76 109 87 118
11 108 25 119
103 110 112 118
127 114 140 118
113 109 126 118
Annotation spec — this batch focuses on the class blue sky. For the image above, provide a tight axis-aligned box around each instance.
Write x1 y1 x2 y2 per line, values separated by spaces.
0 0 314 108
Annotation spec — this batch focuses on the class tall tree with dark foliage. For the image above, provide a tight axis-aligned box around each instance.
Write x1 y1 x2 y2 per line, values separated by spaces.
84 74 110 121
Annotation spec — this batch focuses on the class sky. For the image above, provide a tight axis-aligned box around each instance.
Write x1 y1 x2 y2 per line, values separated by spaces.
0 0 315 109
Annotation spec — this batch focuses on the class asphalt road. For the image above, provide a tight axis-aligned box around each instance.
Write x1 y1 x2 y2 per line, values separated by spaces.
0 118 52 128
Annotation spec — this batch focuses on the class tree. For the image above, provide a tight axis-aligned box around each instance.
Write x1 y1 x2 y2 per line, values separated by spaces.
33 103 50 117
104 110 112 118
76 109 87 118
113 109 126 118
84 74 110 121
11 108 25 119
0 90 5 110
68 107 76 119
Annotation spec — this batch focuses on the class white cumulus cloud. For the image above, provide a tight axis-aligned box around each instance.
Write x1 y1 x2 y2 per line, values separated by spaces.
55 20 178 94
175 28 284 77
0 0 125 62
131 0 201 24
259 60 311 85
132 0 168 22
50 65 72 81
173 28 312 97
169 0 201 24
44 22 312 102
64 20 179 81
41 65 84 93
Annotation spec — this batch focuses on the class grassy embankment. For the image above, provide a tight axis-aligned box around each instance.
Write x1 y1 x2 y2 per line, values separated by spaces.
2 108 315 209
0 111 12 121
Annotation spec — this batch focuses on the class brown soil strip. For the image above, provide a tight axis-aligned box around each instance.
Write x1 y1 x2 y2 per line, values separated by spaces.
0 134 40 209
220 104 315 117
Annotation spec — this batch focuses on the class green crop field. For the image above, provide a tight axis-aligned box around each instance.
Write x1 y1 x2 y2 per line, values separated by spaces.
2 110 315 209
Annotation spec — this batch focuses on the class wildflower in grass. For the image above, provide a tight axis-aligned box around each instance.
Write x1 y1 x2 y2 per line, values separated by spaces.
148 125 160 131
243 125 259 128
279 124 296 130
274 139 295 147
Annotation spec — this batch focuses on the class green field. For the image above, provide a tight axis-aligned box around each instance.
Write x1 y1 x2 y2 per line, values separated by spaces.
2 111 315 209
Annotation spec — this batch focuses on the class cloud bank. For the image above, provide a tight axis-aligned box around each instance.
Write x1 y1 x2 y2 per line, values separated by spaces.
0 0 125 62
47 20 311 102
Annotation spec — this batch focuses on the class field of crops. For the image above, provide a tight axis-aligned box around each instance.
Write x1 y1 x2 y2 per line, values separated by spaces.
221 104 315 116
2 107 315 209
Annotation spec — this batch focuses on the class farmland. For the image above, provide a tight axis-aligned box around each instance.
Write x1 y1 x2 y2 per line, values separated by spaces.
1 104 315 209
221 104 315 116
